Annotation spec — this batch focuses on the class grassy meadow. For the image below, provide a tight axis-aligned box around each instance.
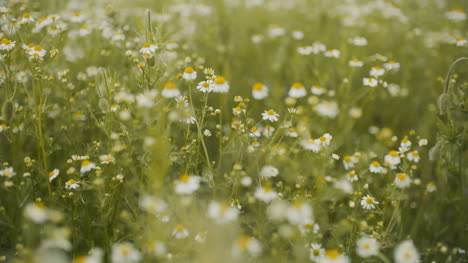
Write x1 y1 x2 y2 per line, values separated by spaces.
0 0 467 262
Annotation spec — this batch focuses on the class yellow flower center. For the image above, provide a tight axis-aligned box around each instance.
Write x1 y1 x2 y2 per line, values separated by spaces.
319 136 327 142
202 82 210 88
372 161 380 167
81 160 91 167
72 256 86 263
23 13 31 18
175 224 185 231
267 110 275 116
164 81 176 90
143 43 151 48
366 197 374 204
1 38 11 45
263 186 272 192
214 76 225 84
68 179 77 184
344 156 352 162
397 173 406 181
34 45 42 51
325 249 340 259
180 174 190 183
252 82 264 91
237 235 250 251
292 82 303 89
184 67 194 74
389 150 399 157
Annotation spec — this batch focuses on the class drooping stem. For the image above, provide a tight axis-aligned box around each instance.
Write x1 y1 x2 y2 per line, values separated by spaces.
443 57 468 94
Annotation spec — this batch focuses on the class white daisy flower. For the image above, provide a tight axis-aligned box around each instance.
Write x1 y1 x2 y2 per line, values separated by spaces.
213 75 229 93
261 109 279 122
324 49 340 58
65 179 79 190
24 202 48 223
139 42 158 55
310 243 325 261
28 45 47 60
384 150 401 167
346 170 358 182
286 201 313 225
183 67 197 80
369 66 385 78
361 195 379 210
297 45 313 55
315 133 332 146
288 82 307 98
406 151 420 163
0 167 16 178
207 201 239 224
0 38 16 51
260 165 279 178
311 85 325 95
111 242 141 263
197 80 214 93
300 138 321 152
232 235 262 257
316 101 339 119
363 78 378 87
99 154 115 164
356 236 380 258
394 240 419 263
48 169 60 182
394 173 411 189
349 58 364 67
446 8 466 21
161 81 181 98
174 174 200 194
426 182 436 192
318 249 350 263
80 160 96 173
136 89 158 108
172 224 189 239
369 161 384 173
252 82 269 100
254 186 278 203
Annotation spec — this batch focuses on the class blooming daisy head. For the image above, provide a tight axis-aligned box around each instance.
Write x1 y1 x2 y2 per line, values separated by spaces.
252 82 269 100
261 109 279 122
183 67 197 80
394 173 411 189
288 82 307 98
361 195 379 210
48 169 60 182
174 174 201 194
356 236 380 258
161 81 181 98
254 185 277 203
394 240 419 263
213 75 229 93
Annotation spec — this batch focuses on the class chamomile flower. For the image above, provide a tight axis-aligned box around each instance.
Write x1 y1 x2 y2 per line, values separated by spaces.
363 78 378 87
172 224 189 239
197 80 213 93
0 38 15 51
65 179 79 190
369 161 384 173
20 13 35 24
232 106 245 115
286 201 313 225
455 37 467 47
0 167 16 177
292 30 304 40
394 240 419 263
301 138 321 152
349 58 364 67
406 151 420 163
361 195 379 210
297 45 313 55
252 82 269 100
111 242 141 263
259 165 279 178
286 127 299 137
311 41 326 54
446 8 466 21
161 81 181 98
384 60 400 71
350 36 368 46
207 201 239 224
426 182 436 192
249 126 261 137
316 133 332 146
318 249 350 263
324 49 340 58
316 101 339 118
311 85 325 95
356 236 380 258
232 235 262 257
174 174 200 194
80 160 96 173
139 42 157 55
254 186 278 203
346 170 358 182
16 71 28 83
28 45 47 60
288 82 307 98
48 169 60 182
384 150 401 167
394 173 411 189
136 89 158 108
310 243 325 261
182 67 197 80
262 109 279 122
139 196 168 215
342 155 357 170
99 154 115 164
369 66 385 78
213 75 229 93
24 202 48 223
